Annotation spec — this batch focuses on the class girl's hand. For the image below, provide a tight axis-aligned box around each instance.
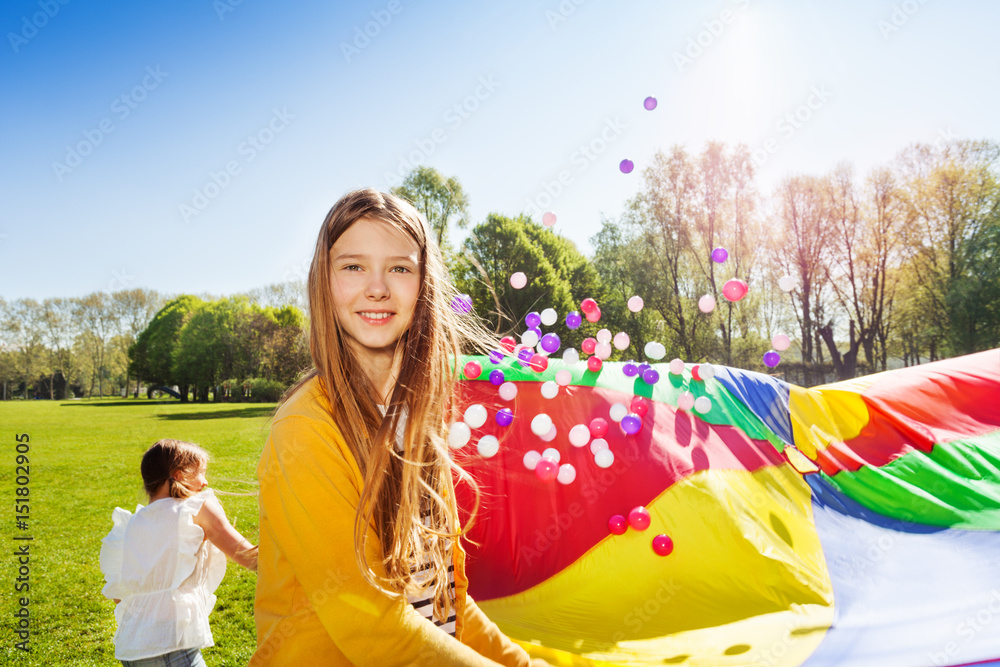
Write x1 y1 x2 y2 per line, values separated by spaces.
193 495 258 571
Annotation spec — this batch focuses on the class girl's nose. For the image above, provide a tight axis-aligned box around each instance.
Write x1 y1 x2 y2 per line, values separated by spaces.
366 274 389 299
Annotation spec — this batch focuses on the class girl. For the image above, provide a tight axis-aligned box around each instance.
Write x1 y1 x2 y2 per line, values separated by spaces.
252 189 543 665
100 439 258 667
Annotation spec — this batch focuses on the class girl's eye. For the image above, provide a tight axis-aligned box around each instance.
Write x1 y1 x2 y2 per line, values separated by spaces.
391 266 411 273
344 265 362 271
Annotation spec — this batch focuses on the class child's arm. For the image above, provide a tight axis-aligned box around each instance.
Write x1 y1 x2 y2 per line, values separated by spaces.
193 496 258 571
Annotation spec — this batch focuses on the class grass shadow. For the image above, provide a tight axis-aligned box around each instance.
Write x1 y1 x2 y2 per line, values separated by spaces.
65 400 180 407
158 407 275 421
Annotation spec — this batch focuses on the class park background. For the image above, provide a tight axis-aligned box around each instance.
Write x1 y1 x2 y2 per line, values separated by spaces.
2 0 1000 664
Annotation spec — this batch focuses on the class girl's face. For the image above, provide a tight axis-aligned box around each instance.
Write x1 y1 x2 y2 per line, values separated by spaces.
328 217 421 360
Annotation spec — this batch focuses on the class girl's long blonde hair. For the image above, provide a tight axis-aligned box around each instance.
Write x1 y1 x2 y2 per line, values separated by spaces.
282 188 489 623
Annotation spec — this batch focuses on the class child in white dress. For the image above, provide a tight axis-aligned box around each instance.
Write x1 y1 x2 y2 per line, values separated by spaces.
100 439 257 667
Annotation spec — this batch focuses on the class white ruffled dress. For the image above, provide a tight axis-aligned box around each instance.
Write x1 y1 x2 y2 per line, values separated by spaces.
99 489 227 661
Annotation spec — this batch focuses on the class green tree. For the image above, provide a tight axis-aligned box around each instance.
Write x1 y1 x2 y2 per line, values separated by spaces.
130 295 204 401
391 166 469 252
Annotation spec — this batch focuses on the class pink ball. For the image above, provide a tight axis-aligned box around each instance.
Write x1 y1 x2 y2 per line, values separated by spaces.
629 396 649 418
627 295 644 313
589 417 609 438
542 211 557 227
628 506 651 531
463 361 482 379
677 391 695 411
529 354 549 373
652 534 674 556
585 307 602 323
580 298 598 314
608 515 628 535
698 294 716 313
772 333 791 351
535 457 559 482
587 356 603 373
722 278 749 302
510 272 527 289
581 337 597 355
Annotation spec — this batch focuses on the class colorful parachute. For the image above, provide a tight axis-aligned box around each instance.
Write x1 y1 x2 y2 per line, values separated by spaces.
453 349 1000 667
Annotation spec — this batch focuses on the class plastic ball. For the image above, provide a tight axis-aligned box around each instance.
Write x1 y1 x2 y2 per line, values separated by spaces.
530 413 553 437
623 362 638 377
677 391 695 411
540 380 559 399
620 159 634 174
581 338 597 355
609 403 628 422
586 356 603 373
698 294 716 313
499 336 516 352
637 363 650 377
585 307 602 323
477 435 500 458
594 449 615 468
523 450 541 470
594 342 612 360
541 447 561 463
562 348 580 364
488 350 504 364
627 295 644 312
589 417 609 438
542 211 557 227
540 333 561 354
489 369 505 386
652 534 674 556
529 354 549 373
525 311 541 328
699 363 716 380
643 96 657 110
763 350 781 368
628 506 651 531
772 333 791 351
540 423 557 441
590 438 609 455
521 329 540 348
555 369 572 386
463 404 487 429
463 361 482 380
778 275 795 292
540 308 558 326
569 424 591 447
535 457 559 482
608 514 628 535
448 422 471 449
510 272 527 289
498 382 518 401
495 407 513 427
613 332 630 351
516 348 534 367
668 358 686 375
641 368 660 385
565 311 582 329
557 463 576 485
621 414 642 435
451 294 473 314
596 329 612 344
629 396 649 417
691 365 701 381
580 298 598 314
694 396 712 414
644 341 666 360
711 247 729 264
722 278 749 302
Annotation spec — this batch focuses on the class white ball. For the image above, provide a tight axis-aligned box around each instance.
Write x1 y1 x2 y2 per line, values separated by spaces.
562 348 580 364
595 342 612 360
609 402 628 422
627 295 644 312
476 435 500 458
540 381 559 399
523 450 541 470
540 308 558 326
694 396 712 414
510 272 527 289
778 275 795 292
521 329 539 348
463 404 487 429
569 424 591 447
594 449 615 468
540 424 558 442
596 328 612 344
530 413 553 436
557 463 577 485
613 332 630 351
644 341 666 360
555 369 572 386
448 422 471 449
535 342 549 356
590 438 609 455
498 381 518 401
541 447 561 463
699 363 716 380
669 358 686 375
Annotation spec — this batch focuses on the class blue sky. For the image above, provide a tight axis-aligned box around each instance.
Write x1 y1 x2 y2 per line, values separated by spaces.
3 0 999 301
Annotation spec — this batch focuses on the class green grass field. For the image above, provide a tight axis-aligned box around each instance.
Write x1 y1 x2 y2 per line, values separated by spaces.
0 398 272 666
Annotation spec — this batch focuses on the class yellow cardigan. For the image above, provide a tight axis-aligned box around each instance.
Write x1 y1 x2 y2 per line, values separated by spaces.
252 376 531 666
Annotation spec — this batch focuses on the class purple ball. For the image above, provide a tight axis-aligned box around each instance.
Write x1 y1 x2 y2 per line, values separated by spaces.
489 350 504 364
451 294 473 314
623 362 638 377
528 326 542 340
642 368 660 385
495 408 514 427
620 159 634 174
565 311 582 329
637 363 650 377
540 333 561 354
643 96 657 111
525 311 541 328
711 247 729 264
763 350 781 368
621 414 642 435
517 348 535 365
489 369 505 386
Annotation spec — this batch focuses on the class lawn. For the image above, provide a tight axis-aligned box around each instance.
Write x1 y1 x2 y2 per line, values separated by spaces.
0 398 272 666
